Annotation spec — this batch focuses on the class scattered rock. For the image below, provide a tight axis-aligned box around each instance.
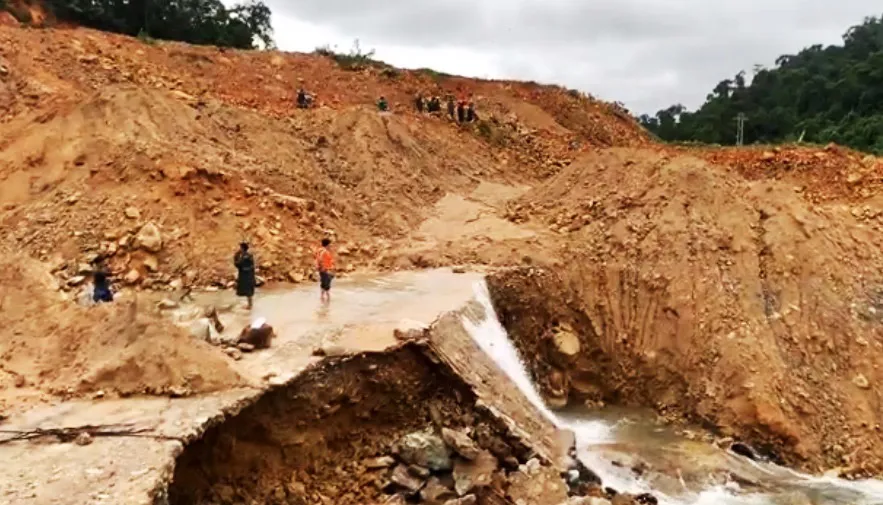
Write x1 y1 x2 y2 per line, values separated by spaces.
364 456 396 470
421 476 458 505
452 450 498 495
288 270 305 283
452 266 467 274
237 342 256 352
442 427 481 460
507 459 568 505
124 268 141 284
67 275 87 287
124 207 141 219
74 432 93 446
385 495 407 505
396 430 453 471
157 299 179 310
443 495 477 505
13 375 25 388
134 222 163 252
142 255 159 272
730 442 760 461
853 374 871 389
390 464 425 495
223 347 243 360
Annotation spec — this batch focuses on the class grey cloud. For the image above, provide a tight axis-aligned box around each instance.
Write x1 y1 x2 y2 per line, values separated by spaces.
266 0 882 112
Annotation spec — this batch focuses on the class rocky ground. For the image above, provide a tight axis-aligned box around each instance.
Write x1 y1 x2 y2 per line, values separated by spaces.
2 15 883 500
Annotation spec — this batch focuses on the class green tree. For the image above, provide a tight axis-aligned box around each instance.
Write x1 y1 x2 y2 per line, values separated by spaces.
37 0 274 49
638 15 883 153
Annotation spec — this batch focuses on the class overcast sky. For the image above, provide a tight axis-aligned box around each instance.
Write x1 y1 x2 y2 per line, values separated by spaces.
261 1 881 114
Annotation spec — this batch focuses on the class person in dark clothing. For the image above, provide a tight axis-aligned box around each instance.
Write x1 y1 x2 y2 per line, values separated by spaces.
92 271 113 303
456 101 466 123
377 96 389 112
234 242 256 309
446 96 455 119
296 88 308 109
466 102 477 122
415 94 425 113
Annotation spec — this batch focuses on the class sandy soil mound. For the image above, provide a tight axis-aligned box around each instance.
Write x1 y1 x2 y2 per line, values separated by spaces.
0 250 243 410
492 148 883 476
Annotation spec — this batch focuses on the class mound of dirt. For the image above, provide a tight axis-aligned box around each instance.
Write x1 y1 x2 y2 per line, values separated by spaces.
493 148 883 476
0 250 244 411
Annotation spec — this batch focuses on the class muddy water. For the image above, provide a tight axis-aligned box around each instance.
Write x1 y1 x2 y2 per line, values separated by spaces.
463 280 883 505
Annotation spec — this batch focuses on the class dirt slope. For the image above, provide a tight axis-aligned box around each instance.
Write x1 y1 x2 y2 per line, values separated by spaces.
492 147 883 476
0 248 243 415
0 23 648 290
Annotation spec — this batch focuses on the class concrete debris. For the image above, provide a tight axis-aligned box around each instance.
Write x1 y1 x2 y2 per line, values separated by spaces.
396 430 454 472
442 427 481 460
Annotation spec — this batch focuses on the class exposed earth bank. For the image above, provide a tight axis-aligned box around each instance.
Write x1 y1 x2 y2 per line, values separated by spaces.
488 149 883 478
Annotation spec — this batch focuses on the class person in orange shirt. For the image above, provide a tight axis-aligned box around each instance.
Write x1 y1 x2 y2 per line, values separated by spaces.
315 238 335 303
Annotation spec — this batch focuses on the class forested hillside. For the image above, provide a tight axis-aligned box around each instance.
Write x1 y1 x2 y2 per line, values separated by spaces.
1 0 273 48
639 15 883 153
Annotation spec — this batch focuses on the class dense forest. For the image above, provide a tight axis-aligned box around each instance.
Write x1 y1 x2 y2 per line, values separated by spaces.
3 0 274 49
639 15 883 153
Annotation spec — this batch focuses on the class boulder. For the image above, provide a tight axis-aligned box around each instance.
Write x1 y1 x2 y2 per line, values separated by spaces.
396 430 453 471
442 428 481 460
551 324 580 362
453 450 498 496
238 322 275 349
135 222 163 252
124 207 141 219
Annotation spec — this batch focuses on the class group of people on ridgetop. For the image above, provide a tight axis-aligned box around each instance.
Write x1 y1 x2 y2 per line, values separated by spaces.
295 85 478 124
89 237 337 310
414 94 477 123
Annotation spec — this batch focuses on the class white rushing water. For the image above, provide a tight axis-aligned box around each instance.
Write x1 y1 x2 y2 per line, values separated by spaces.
462 279 883 505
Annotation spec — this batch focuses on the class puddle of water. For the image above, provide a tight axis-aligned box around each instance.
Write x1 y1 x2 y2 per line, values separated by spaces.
463 279 883 505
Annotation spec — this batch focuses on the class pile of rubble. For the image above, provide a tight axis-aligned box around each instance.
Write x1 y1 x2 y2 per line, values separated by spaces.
691 143 883 202
375 427 656 505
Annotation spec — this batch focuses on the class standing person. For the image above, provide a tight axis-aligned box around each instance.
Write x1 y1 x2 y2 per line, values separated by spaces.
234 242 256 309
415 93 425 113
466 102 477 122
315 238 335 303
92 270 113 303
456 100 466 123
446 96 455 120
296 88 308 109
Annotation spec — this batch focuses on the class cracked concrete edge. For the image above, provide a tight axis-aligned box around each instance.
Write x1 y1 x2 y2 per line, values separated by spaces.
143 295 556 503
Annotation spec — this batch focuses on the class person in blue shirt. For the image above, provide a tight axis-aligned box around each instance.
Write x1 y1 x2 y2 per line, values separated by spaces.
92 271 113 303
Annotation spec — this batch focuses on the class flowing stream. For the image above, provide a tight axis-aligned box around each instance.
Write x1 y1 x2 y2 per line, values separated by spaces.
462 279 883 505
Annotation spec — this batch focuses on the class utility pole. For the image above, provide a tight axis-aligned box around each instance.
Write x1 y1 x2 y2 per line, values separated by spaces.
735 113 747 146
